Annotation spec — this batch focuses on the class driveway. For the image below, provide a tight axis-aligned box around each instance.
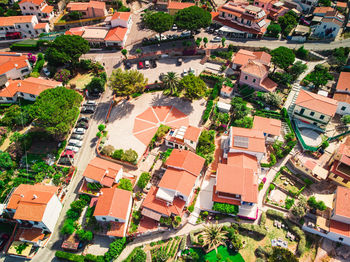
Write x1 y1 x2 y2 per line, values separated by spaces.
105 92 206 160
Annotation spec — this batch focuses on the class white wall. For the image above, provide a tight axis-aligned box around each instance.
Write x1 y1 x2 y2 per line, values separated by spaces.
293 104 332 127
2 62 31 80
336 102 350 115
314 22 341 39
41 194 62 233
0 16 44 38
332 213 350 225
114 168 123 183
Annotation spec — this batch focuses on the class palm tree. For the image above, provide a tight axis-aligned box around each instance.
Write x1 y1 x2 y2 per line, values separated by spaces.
162 72 180 95
202 221 228 253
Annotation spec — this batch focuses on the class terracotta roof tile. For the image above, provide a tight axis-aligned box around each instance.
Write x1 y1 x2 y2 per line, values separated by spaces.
34 23 48 29
18 228 45 243
295 89 338 117
329 219 350 237
93 187 132 220
111 12 131 21
227 152 258 173
333 93 350 104
67 1 106 11
334 186 350 219
165 149 205 176
233 49 257 66
168 1 195 10
336 2 347 8
253 116 281 136
221 85 233 94
183 126 201 142
0 16 34 27
336 72 350 92
106 221 126 237
230 126 266 153
0 52 29 76
104 27 127 42
260 77 277 92
19 0 44 5
212 186 241 205
313 6 334 14
241 60 268 78
213 14 266 35
41 5 53 14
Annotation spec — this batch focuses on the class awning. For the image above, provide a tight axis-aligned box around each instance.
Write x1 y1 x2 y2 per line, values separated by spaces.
141 208 162 221
156 188 175 202
219 25 244 34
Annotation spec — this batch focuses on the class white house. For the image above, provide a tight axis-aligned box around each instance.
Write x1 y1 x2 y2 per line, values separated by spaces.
0 52 32 80
164 125 201 152
5 184 62 233
19 0 55 22
333 72 350 115
105 12 132 48
0 15 49 40
292 0 318 13
314 11 344 39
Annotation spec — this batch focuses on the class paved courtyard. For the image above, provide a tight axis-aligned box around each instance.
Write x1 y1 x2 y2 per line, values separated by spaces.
300 128 322 147
105 92 206 160
84 235 112 256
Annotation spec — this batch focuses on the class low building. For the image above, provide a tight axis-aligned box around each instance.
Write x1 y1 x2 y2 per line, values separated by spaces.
164 125 201 152
293 89 338 130
4 184 62 233
253 0 288 21
333 72 350 115
314 11 345 39
313 6 334 17
66 1 107 19
0 52 32 80
167 1 195 16
0 77 61 103
93 187 132 238
220 84 234 98
289 24 310 42
291 0 317 13
19 0 54 22
0 15 49 40
329 137 350 187
252 115 281 142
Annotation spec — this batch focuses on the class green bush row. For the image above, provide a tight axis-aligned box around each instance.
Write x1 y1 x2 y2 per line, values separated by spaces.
104 237 127 261
238 223 267 237
210 80 222 100
212 202 239 214
55 251 104 262
33 54 44 73
261 153 277 168
202 100 213 123
200 73 223 82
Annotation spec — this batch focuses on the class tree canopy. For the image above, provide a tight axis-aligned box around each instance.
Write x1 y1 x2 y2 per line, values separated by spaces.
271 46 295 71
304 64 333 89
45 35 90 66
179 74 206 100
30 87 83 141
266 23 281 38
268 247 298 262
109 68 148 96
144 12 173 37
278 11 298 36
86 77 105 93
174 6 211 33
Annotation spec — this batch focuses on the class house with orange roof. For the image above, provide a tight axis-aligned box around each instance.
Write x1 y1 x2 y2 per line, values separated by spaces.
93 187 132 237
313 6 334 17
220 84 234 98
141 149 205 222
0 52 32 80
252 115 281 142
329 137 350 188
66 1 107 19
253 0 288 21
167 1 195 15
213 1 270 39
333 72 350 115
293 89 338 130
303 186 350 246
164 125 202 152
4 184 62 234
0 77 61 103
19 0 55 22
81 157 124 189
0 15 49 39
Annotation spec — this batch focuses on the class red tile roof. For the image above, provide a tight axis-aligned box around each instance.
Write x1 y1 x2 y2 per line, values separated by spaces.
334 186 350 219
34 23 48 29
329 219 350 237
158 168 197 198
313 6 334 14
67 1 105 11
19 0 44 5
65 27 85 36
165 149 205 176
106 221 126 237
336 2 347 8
0 77 60 98
17 228 45 243
253 116 281 136
336 72 350 92
0 16 34 27
241 60 268 78
221 85 233 95
168 1 195 10
212 186 241 206
333 93 350 104
227 152 258 173
111 11 131 21
230 126 266 153
183 126 201 142
93 187 132 220
0 52 29 76
295 90 338 117
41 5 53 14
141 186 186 217
104 26 128 42
82 157 122 187
260 77 277 92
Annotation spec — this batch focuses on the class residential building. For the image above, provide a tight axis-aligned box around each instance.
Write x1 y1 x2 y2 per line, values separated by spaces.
0 52 32 80
19 0 54 22
141 149 205 221
164 125 201 152
0 77 61 103
0 15 49 40
292 0 318 13
303 186 350 246
314 11 345 39
313 6 334 17
252 115 281 142
293 89 338 129
333 72 350 115
213 0 270 39
82 157 123 188
253 0 288 21
66 1 107 19
4 184 62 233
220 84 234 98
167 1 195 16
232 49 277 92
93 187 132 237
329 137 350 187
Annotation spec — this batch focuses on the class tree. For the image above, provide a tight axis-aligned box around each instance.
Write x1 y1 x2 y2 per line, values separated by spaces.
195 37 202 48
54 69 71 85
98 124 106 132
266 23 281 38
86 77 105 93
162 72 180 95
137 172 151 189
304 65 333 89
319 0 331 6
0 151 14 170
196 130 215 164
68 11 82 20
174 6 211 34
76 229 93 241
131 248 147 262
289 61 307 81
295 46 309 60
30 87 83 141
202 221 228 252
278 11 298 37
292 196 307 219
203 37 208 47
221 37 226 47
112 149 124 160
271 46 295 71
144 12 173 39
117 178 133 191
230 97 250 120
109 68 148 96
180 74 207 100
1 105 32 127
269 247 298 262
232 116 253 128
45 35 89 66
121 149 138 163
330 47 350 66
136 48 142 56
121 49 127 59
341 115 350 124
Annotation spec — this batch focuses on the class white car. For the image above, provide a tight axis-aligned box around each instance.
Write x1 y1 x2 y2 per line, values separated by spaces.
211 36 221 42
182 69 188 76
69 139 83 147
84 100 97 106
144 60 150 68
180 31 191 37
43 67 50 77
73 128 86 134
71 134 83 140
172 24 177 30
189 67 195 74
66 145 79 153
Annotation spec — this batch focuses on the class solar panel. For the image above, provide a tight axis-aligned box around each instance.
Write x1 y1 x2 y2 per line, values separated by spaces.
234 136 249 148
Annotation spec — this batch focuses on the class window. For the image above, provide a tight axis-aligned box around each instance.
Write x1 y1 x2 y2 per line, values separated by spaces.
323 25 327 29
341 106 346 111
35 30 38 34
253 79 256 83
6 97 13 101
26 24 29 28
190 141 193 144
34 221 38 225
28 30 31 34
20 92 24 96
244 75 248 80
30 94 35 98
30 6 34 10
228 14 232 18
342 178 348 183
36 6 39 9
320 115 325 120
300 108 305 115
102 217 106 220
114 219 118 222
262 4 264 7
82 12 86 15
310 112 315 116
339 237 344 241
0 97 3 100
23 6 26 10
17 25 21 28
334 175 338 179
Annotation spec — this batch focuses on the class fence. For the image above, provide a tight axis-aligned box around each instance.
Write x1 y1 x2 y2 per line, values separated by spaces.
328 129 350 142
292 119 319 152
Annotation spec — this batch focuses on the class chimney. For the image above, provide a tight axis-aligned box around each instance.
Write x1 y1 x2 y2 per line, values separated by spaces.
20 194 24 197
17 82 21 87
33 194 38 199
14 64 18 68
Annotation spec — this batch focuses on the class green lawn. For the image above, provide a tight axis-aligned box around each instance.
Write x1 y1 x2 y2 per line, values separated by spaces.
189 246 244 262
68 73 93 90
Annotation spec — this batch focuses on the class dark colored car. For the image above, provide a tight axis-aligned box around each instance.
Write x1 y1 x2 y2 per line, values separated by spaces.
76 122 89 129
124 61 131 69
177 57 183 66
151 60 157 68
78 117 90 123
81 106 95 114
138 61 144 69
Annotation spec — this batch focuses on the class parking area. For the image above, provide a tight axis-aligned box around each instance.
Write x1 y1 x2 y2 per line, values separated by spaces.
126 57 206 83
105 92 206 160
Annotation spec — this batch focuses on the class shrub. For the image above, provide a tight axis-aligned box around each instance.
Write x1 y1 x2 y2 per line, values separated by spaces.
101 145 115 156
212 202 239 214
55 251 85 262
76 229 93 242
238 223 267 237
202 100 213 123
122 149 138 163
285 197 295 210
118 178 133 191
266 209 285 220
307 196 326 211
137 172 151 189
112 149 124 160
54 69 71 85
104 237 126 262
66 209 80 220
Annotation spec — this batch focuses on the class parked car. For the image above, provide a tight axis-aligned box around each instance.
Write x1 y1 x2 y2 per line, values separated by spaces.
151 60 157 68
88 92 101 99
189 67 195 74
172 24 177 30
138 61 144 69
124 61 131 69
176 58 182 66
81 106 95 114
66 145 79 153
69 139 83 147
182 69 188 76
43 67 50 77
71 134 84 140
144 60 150 68
84 100 97 106
73 128 86 135
155 35 167 41
78 117 90 123
180 31 191 38
211 36 221 42
76 122 88 129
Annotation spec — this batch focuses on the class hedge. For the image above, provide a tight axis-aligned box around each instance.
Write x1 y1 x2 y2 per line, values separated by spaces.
55 251 85 262
202 100 214 123
238 223 267 237
210 80 222 100
266 209 285 221
200 73 223 82
33 54 44 73
212 202 239 214
104 237 126 261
